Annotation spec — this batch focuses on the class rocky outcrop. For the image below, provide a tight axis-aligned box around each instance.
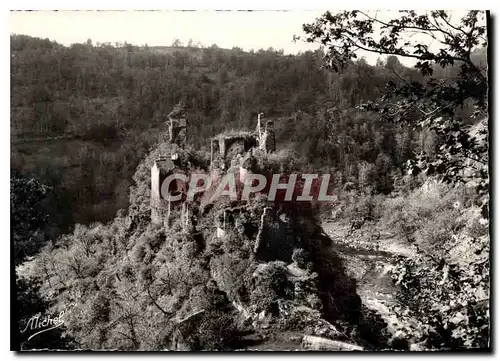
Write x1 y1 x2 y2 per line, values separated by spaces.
302 336 364 351
136 113 371 349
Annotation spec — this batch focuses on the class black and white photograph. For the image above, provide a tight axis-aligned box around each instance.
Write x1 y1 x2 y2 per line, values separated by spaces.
9 8 491 352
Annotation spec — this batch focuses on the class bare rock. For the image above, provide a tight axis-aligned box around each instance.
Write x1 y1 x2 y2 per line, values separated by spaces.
301 335 364 351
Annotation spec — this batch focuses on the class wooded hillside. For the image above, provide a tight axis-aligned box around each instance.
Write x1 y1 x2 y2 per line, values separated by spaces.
10 33 485 233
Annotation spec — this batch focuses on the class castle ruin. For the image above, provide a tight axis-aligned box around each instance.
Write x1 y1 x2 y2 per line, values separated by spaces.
150 154 189 227
151 107 276 227
257 113 276 154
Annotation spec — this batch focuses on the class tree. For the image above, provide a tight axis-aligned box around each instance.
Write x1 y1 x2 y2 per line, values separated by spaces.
11 177 51 264
302 10 487 106
301 10 489 217
171 38 183 48
358 161 375 194
385 55 403 72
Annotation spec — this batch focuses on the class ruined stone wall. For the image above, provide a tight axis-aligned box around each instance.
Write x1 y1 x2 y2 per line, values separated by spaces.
261 121 276 153
253 208 298 262
151 158 173 206
224 138 246 167
239 153 257 184
210 135 258 169
210 139 221 167
153 111 277 227
151 160 167 225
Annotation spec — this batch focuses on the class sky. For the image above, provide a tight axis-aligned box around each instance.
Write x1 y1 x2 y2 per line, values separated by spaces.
9 10 324 53
8 10 485 67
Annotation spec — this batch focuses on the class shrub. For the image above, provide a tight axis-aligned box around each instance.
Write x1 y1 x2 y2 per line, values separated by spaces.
250 262 293 312
196 310 238 351
390 252 489 349
292 248 309 269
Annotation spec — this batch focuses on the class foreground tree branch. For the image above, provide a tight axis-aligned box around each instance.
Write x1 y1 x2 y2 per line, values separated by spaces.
301 10 489 218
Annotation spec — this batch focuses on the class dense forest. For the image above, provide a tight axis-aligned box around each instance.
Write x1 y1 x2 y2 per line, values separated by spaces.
12 9 489 351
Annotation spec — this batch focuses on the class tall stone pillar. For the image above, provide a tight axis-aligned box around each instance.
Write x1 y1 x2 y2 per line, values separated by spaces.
151 156 174 225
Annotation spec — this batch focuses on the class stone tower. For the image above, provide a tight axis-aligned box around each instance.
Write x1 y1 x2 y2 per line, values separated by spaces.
257 112 264 141
259 120 276 154
168 101 187 148
151 153 190 228
151 156 174 225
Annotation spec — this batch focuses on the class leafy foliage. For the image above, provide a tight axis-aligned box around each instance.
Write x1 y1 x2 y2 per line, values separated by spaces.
11 177 51 264
391 251 489 349
15 274 72 350
302 10 488 216
381 180 489 349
